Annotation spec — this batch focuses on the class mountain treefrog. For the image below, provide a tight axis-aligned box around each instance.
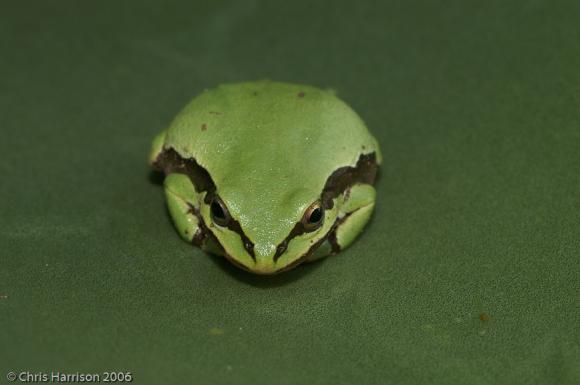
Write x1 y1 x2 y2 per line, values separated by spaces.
150 81 381 274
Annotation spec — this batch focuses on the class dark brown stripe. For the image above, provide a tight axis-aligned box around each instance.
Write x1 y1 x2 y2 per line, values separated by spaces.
204 192 256 260
326 211 354 253
273 221 308 262
153 147 216 195
273 152 378 262
187 204 225 253
272 232 332 274
157 147 256 260
187 204 255 271
327 231 341 254
321 152 378 209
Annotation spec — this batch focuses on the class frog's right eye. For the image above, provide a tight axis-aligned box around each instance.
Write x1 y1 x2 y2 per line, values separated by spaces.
302 201 324 232
210 196 231 227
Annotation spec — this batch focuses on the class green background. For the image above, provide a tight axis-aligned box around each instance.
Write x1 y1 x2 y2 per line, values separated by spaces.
1 1 579 384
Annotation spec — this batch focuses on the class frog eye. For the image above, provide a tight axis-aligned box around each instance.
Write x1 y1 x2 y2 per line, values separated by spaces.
210 196 231 227
302 201 324 231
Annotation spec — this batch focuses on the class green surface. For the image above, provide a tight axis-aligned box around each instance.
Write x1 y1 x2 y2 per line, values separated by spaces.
1 1 579 384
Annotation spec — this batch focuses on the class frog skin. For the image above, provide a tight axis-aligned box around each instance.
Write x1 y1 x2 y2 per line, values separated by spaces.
150 81 381 275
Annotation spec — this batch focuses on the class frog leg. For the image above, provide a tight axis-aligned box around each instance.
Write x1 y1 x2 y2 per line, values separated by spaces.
163 173 201 244
332 183 377 251
306 184 376 262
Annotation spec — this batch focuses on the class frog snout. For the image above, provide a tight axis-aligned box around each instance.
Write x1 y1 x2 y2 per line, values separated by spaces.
251 243 279 274
254 242 276 260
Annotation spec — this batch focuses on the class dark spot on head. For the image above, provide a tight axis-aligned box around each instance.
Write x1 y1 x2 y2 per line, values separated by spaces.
209 111 222 115
253 91 258 96
362 145 366 150
297 91 305 98
185 230 189 234
479 312 490 322
201 123 207 131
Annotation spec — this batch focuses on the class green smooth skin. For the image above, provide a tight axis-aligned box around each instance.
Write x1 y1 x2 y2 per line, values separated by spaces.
151 81 381 274
163 173 198 242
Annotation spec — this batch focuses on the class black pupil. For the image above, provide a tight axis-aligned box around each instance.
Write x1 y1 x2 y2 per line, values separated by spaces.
309 208 322 224
211 200 226 219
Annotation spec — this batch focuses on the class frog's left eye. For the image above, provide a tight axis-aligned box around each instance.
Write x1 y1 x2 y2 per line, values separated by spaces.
210 196 231 227
302 201 324 231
